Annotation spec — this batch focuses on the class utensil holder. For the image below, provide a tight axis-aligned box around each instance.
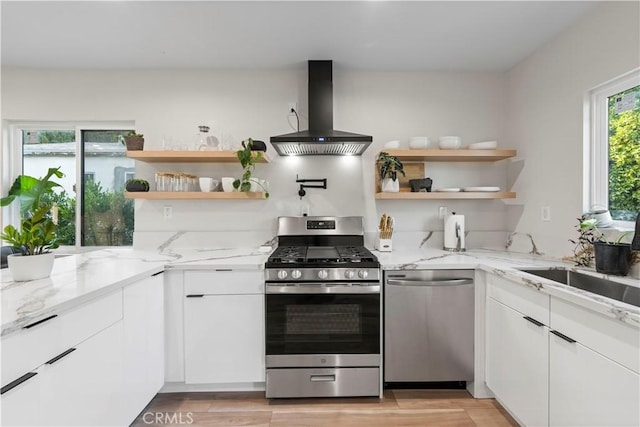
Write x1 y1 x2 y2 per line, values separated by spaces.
376 237 392 252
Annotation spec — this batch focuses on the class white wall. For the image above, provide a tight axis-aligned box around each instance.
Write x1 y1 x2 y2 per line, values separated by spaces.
2 67 510 248
505 1 640 257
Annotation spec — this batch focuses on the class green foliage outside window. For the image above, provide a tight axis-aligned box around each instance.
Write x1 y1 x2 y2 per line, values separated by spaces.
608 85 640 221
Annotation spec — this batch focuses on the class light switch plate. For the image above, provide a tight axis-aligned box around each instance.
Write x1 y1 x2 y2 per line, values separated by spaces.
541 206 551 221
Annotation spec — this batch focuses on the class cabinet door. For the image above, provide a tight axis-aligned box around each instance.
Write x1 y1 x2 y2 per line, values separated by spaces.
39 320 125 426
1 369 42 426
550 332 640 427
486 297 549 427
122 273 165 423
184 294 264 384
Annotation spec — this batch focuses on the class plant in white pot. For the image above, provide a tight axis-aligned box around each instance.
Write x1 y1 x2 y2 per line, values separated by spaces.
0 167 63 281
377 152 405 192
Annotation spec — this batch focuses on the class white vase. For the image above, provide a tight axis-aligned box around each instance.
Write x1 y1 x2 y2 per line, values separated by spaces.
7 252 55 281
630 262 640 279
381 178 400 192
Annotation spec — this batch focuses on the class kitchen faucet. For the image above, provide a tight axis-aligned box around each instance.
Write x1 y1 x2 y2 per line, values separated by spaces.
505 232 543 256
632 212 640 251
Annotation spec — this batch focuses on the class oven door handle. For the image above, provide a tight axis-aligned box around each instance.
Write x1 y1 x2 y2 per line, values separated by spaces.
266 283 380 294
386 278 473 287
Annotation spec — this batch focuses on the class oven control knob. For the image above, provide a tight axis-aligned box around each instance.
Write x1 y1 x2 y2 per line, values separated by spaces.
291 270 302 279
317 270 329 279
277 270 288 280
344 269 355 279
358 269 369 279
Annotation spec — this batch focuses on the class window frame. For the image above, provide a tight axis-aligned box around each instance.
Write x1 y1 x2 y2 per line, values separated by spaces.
3 121 134 252
588 69 640 230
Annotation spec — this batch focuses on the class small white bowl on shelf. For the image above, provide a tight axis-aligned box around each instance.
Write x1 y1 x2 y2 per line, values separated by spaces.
468 141 498 150
384 140 400 149
438 136 462 150
408 136 429 150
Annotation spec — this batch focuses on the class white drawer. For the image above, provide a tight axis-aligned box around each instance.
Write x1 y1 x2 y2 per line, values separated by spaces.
184 270 264 295
487 274 549 324
550 296 640 374
1 290 123 388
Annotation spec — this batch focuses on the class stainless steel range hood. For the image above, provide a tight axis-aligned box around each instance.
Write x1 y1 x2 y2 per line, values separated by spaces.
270 61 372 156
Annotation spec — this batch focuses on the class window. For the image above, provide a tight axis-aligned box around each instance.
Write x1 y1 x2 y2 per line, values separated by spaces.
590 70 640 224
4 123 135 249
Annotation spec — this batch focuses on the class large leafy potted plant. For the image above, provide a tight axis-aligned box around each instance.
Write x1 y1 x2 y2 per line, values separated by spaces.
233 138 270 198
0 167 63 281
377 152 405 192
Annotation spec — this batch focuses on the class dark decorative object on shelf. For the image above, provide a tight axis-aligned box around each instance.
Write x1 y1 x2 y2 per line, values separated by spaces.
125 178 150 192
409 178 433 192
249 140 267 152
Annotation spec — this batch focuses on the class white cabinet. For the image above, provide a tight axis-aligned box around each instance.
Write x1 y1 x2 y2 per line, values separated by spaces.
121 273 165 422
549 331 640 427
39 320 126 426
1 370 43 426
183 270 265 385
484 272 640 427
486 297 549 427
549 296 640 427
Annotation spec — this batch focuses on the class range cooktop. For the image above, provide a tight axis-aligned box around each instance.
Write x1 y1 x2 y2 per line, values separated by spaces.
267 245 378 267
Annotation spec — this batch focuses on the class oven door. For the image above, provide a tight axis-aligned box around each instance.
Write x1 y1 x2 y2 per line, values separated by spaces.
265 285 380 366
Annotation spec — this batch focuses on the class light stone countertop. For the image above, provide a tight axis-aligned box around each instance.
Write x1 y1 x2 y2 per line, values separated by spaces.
1 245 638 337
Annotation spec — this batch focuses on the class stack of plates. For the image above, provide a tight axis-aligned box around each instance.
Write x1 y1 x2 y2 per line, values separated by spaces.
468 141 497 150
462 187 500 192
435 188 461 192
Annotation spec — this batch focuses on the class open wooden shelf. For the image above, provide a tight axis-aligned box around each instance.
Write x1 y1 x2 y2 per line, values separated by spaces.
125 192 267 200
126 150 270 163
375 191 516 200
381 149 517 162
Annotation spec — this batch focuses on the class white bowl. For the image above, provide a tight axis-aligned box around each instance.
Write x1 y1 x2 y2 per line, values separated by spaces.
408 136 429 150
384 140 400 149
439 136 462 150
468 141 497 150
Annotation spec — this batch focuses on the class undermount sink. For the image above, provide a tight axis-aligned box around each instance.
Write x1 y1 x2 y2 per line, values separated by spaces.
520 269 640 308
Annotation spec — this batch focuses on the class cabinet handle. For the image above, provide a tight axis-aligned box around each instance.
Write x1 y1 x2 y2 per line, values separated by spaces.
186 294 204 298
310 375 336 382
523 316 544 327
45 348 76 365
1 372 37 395
23 314 57 329
550 330 576 343
215 269 233 272
152 271 164 277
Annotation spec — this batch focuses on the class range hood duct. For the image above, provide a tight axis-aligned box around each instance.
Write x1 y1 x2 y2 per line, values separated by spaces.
270 60 372 156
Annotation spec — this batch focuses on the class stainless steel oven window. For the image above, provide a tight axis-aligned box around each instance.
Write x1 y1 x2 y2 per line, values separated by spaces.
286 304 361 335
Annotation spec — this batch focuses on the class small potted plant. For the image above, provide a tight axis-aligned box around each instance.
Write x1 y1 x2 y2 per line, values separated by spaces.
377 152 405 192
0 167 63 281
119 130 144 151
233 138 270 198
125 178 150 192
573 218 632 276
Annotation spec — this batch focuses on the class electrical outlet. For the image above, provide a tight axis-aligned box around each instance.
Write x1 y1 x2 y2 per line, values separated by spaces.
541 206 551 221
439 206 448 219
163 206 173 220
288 102 297 115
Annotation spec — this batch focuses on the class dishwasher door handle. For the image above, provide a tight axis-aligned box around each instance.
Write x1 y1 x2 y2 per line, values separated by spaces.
386 278 473 286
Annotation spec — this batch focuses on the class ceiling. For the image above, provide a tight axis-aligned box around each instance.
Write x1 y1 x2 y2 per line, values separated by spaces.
1 1 600 71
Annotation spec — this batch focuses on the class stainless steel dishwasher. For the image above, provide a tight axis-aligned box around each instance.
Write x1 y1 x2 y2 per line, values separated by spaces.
384 270 474 383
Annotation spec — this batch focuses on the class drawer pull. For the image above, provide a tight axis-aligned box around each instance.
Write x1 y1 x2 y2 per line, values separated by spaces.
310 375 336 382
23 314 57 330
551 330 576 343
152 271 164 277
46 348 76 365
523 316 544 327
215 269 233 272
1 372 37 395
186 294 204 298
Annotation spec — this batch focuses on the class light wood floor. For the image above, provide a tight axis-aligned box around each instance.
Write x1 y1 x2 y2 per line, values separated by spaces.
131 389 519 426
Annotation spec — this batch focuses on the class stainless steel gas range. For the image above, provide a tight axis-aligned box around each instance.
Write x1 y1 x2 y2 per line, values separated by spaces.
264 216 382 398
